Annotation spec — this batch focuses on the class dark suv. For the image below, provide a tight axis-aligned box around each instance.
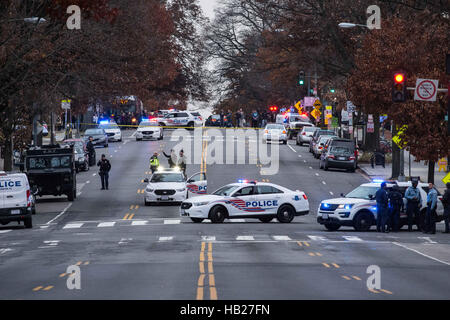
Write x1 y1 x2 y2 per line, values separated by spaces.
319 138 356 172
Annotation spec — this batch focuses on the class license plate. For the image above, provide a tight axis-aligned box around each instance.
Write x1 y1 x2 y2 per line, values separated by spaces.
161 196 169 201
322 213 329 219
11 209 21 215
338 157 346 161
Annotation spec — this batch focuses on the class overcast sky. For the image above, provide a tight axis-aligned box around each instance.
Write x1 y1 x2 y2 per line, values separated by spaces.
199 0 218 19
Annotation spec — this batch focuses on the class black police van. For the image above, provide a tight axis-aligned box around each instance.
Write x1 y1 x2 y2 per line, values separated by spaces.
25 145 77 201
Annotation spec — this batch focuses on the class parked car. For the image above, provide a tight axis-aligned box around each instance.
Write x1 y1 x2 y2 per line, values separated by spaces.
309 129 336 153
313 135 335 159
296 126 318 146
205 115 222 127
83 128 109 147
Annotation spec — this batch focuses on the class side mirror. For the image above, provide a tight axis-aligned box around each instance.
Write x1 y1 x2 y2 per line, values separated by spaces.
187 179 194 183
368 194 374 200
31 186 38 195
143 178 149 183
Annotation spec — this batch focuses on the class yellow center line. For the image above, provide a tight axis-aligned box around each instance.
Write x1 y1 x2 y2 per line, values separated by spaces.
59 273 67 278
33 286 43 291
303 242 310 247
199 262 205 274
196 287 204 300
369 288 380 294
128 214 135 220
297 241 303 247
332 263 340 269
380 289 393 295
83 261 90 265
208 261 214 273
198 274 205 287
308 252 316 256
210 287 218 300
135 205 139 210
322 263 330 268
209 274 215 287
43 285 54 291
342 276 351 280
130 205 134 210
352 276 361 281
75 261 82 266
207 252 213 261
123 213 129 220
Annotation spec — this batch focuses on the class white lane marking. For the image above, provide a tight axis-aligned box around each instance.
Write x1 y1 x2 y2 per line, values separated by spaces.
118 238 132 245
201 236 216 241
43 240 60 246
164 220 181 225
298 155 302 158
343 236 363 242
131 221 148 226
158 236 173 241
46 203 73 225
236 236 254 241
40 226 49 229
330 191 334 196
86 181 90 184
98 222 116 228
63 223 83 229
315 173 319 176
0 248 13 255
131 131 137 138
322 181 326 185
272 235 291 241
303 160 307 163
288 145 297 153
229 219 246 223
93 173 97 177
0 230 12 234
308 235 328 241
114 150 118 153
418 237 437 244
393 242 450 266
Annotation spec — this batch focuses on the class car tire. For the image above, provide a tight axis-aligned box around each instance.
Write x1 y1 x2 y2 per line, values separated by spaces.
136 138 142 141
324 224 340 231
24 217 32 229
324 162 329 171
188 122 195 130
104 144 108 148
209 206 227 223
283 140 287 145
276 204 295 223
296 139 299 145
191 218 204 223
259 217 273 223
353 211 374 232
68 190 75 202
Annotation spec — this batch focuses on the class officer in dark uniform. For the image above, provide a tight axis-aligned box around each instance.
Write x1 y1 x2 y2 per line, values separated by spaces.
86 136 96 166
375 182 389 233
97 154 111 190
405 180 422 232
443 182 450 233
388 185 403 232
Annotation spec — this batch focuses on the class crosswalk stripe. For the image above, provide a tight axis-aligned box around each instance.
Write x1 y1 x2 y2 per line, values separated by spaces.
63 223 84 229
98 222 115 228
159 236 174 241
229 219 246 223
308 235 327 241
164 220 181 224
236 236 254 241
131 221 148 226
272 236 291 241
343 236 363 242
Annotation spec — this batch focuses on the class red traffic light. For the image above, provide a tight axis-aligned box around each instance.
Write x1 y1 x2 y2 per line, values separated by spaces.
394 73 405 84
269 106 278 112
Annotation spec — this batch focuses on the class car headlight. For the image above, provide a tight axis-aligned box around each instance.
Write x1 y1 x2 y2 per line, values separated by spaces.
146 187 154 192
176 188 186 192
79 157 85 162
194 201 210 207
338 204 354 210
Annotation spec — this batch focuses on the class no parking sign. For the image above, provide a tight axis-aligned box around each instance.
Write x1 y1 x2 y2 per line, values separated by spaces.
414 79 439 102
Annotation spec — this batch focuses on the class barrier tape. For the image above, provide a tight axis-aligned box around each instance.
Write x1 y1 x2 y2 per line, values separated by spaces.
78 123 266 130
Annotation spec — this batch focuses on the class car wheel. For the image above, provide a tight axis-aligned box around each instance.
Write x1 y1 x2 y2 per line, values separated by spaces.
324 162 329 171
24 217 32 229
144 199 150 206
276 204 295 223
209 206 227 223
104 144 108 148
188 122 195 130
324 224 340 231
68 190 75 202
283 140 287 145
259 217 273 223
191 218 204 223
354 211 374 231
296 139 299 145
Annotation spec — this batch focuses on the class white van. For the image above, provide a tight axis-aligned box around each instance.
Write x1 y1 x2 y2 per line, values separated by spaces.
0 171 34 229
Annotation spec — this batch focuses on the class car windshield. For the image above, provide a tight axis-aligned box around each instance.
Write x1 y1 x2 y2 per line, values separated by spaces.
319 136 334 143
331 146 351 155
99 123 119 130
139 122 157 128
74 147 84 154
85 129 103 135
304 127 316 132
213 185 240 196
266 124 284 130
318 131 335 136
150 173 184 183
345 186 379 199
211 115 220 119
28 156 71 169
191 112 201 116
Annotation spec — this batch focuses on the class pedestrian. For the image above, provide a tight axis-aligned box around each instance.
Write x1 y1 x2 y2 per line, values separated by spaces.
150 152 160 174
97 154 111 190
251 110 259 128
235 109 241 128
220 110 225 127
177 149 187 176
163 149 177 168
239 108 245 127
405 180 422 232
86 136 96 166
442 182 450 233
424 182 438 234
388 185 403 232
375 182 389 233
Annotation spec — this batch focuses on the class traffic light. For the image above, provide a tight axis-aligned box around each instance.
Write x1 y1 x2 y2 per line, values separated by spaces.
269 106 278 112
330 88 335 93
299 71 305 86
392 72 407 102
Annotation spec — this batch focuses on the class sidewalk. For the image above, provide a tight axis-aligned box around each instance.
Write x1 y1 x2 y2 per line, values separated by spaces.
359 150 448 192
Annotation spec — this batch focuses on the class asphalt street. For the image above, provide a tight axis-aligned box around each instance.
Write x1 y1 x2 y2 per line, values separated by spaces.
0 128 449 300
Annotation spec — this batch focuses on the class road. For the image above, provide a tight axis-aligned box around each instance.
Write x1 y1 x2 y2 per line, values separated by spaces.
0 128 449 300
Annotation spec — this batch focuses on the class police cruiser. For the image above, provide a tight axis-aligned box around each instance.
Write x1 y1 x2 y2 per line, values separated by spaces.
143 168 207 205
98 120 122 142
317 180 444 231
180 180 309 223
135 119 163 141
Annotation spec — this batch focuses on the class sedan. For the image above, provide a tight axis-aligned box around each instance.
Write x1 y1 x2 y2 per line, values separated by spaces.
83 128 109 147
296 126 318 146
262 124 287 144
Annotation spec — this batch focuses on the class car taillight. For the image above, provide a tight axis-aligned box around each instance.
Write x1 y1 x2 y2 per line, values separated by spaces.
349 156 355 160
265 130 269 133
302 132 306 135
328 155 335 159
303 194 308 200
319 147 323 150
26 189 31 207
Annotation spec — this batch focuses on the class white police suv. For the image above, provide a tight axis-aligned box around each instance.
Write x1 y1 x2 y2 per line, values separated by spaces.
180 180 309 223
98 120 122 142
317 180 444 231
0 171 35 229
143 169 207 205
158 111 202 129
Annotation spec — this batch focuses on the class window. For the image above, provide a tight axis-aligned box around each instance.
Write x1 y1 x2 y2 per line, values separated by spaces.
346 186 379 200
189 173 206 182
150 173 184 183
177 113 189 118
233 186 254 196
256 186 283 195
213 185 239 196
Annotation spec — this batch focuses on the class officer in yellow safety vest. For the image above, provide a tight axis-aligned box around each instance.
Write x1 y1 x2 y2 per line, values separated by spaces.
150 152 160 173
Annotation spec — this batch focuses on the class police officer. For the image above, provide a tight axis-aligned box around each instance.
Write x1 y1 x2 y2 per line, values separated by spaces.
97 154 111 190
424 182 438 234
388 185 403 232
375 182 389 233
177 149 187 176
442 182 450 233
150 152 160 174
405 180 422 232
163 149 177 168
86 136 96 166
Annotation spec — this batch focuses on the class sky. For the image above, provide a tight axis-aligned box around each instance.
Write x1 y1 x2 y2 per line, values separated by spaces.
199 0 218 19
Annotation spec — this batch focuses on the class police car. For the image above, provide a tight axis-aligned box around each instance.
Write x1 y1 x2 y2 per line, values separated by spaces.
158 111 203 129
317 180 444 231
98 120 122 142
0 171 35 229
143 168 207 205
180 180 309 223
135 119 163 141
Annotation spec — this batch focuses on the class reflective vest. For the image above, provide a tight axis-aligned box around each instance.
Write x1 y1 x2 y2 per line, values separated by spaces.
150 157 159 167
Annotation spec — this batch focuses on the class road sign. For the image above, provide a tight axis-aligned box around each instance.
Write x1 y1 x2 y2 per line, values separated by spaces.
414 79 439 102
438 158 448 172
311 108 321 119
392 125 408 149
313 99 322 110
295 101 303 113
61 99 71 110
443 172 450 185
346 101 356 113
304 97 315 107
